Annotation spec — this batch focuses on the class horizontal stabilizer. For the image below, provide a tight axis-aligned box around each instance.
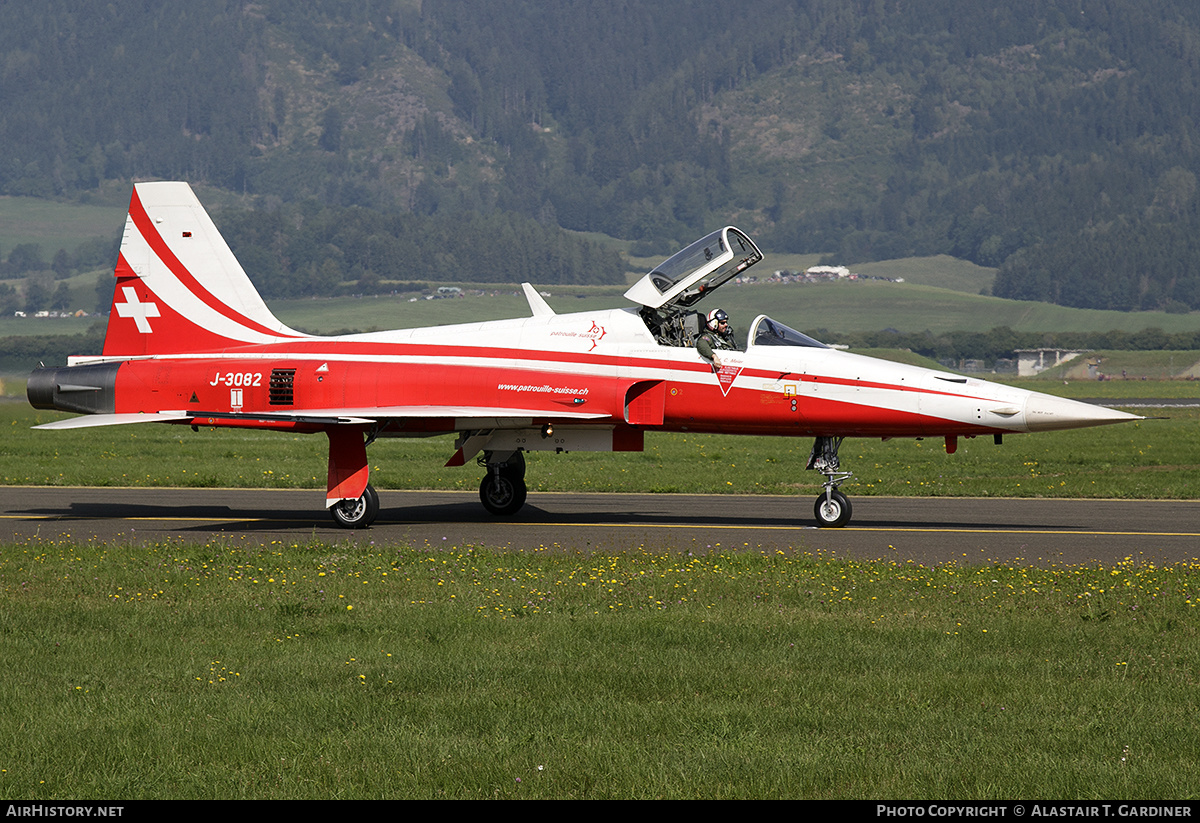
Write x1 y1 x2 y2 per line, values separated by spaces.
33 412 190 430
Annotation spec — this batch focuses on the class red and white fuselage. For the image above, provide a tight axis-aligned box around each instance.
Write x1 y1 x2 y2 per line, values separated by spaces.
74 307 1129 438
28 183 1139 526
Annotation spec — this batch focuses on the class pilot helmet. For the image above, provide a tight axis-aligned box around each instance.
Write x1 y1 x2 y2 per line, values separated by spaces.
706 308 729 331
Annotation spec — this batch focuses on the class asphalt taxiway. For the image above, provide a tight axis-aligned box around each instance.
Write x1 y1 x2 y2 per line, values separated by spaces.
3 486 1198 566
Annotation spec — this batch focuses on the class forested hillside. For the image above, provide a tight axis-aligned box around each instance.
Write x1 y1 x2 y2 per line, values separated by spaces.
3 1 1200 312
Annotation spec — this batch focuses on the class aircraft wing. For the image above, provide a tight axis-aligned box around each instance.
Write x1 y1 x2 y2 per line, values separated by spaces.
33 405 610 430
180 405 612 427
291 405 609 423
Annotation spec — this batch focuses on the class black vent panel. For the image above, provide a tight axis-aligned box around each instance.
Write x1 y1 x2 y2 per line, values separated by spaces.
269 368 295 406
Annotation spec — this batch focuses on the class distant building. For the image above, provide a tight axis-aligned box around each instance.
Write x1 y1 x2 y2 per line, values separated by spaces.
805 265 850 278
1014 348 1089 377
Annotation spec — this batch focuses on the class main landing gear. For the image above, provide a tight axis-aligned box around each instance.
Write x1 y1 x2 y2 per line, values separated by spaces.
808 436 853 528
479 450 528 516
329 483 380 529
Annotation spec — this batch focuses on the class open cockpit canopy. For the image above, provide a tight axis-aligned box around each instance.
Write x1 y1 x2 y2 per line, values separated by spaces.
626 227 825 352
624 227 762 310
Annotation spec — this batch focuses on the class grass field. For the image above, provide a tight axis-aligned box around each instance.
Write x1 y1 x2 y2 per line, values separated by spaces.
4 387 1200 799
6 277 1194 368
1 539 1197 799
227 279 1200 338
0 194 124 252
853 254 997 294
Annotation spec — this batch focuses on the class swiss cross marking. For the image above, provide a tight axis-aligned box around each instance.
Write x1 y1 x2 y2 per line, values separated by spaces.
114 286 161 334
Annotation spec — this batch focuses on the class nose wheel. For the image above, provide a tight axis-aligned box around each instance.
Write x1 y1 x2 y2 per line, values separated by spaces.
814 487 852 528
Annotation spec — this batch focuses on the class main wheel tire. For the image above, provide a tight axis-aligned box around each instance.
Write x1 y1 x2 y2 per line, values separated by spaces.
330 483 379 529
479 473 527 516
813 489 852 528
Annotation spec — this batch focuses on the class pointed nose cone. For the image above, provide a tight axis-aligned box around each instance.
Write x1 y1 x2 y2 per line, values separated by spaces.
1023 392 1142 432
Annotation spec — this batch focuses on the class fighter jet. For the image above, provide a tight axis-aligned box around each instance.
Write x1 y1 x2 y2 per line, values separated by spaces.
28 182 1140 528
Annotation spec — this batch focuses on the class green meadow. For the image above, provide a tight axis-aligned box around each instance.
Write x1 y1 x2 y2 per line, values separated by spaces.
1 540 1197 799
7 270 1199 345
3 392 1198 799
0 193 124 252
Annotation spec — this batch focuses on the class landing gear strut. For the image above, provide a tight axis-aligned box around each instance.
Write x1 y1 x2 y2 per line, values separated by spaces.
808 436 853 528
329 483 379 529
478 450 528 516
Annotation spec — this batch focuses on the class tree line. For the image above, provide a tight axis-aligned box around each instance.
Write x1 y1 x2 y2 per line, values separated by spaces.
4 1 1200 311
214 201 626 299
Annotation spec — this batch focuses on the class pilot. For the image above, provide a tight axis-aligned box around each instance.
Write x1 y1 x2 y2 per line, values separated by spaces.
695 308 737 367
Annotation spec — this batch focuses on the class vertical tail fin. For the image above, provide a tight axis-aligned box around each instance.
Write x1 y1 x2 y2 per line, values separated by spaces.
102 182 307 357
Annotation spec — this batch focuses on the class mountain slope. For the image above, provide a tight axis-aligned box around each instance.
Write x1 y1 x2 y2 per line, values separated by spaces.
4 1 1200 310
